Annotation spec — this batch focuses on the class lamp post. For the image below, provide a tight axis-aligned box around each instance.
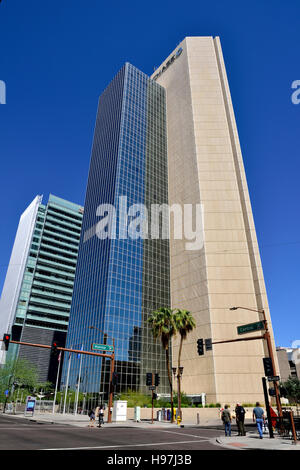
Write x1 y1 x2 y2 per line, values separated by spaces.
172 367 177 420
229 306 282 419
88 326 115 423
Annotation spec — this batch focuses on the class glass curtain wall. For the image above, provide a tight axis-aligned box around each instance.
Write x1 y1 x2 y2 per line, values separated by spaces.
63 63 170 401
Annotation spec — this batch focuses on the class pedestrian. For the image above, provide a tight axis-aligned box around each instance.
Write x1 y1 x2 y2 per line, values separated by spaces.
235 403 246 436
98 405 104 427
95 404 104 428
95 404 100 422
221 405 232 437
253 402 265 439
88 408 96 427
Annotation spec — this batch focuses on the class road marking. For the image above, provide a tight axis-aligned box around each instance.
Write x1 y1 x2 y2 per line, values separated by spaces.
0 426 76 430
159 430 212 440
42 439 212 451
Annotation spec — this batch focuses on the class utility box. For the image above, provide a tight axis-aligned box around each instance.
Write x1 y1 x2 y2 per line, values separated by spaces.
112 400 127 422
134 406 141 422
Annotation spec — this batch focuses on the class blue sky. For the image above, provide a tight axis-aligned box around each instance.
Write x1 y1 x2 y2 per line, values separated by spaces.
0 0 299 347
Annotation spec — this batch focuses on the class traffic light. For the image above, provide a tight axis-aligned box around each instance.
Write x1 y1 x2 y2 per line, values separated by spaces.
263 357 274 377
2 334 10 351
146 372 153 386
279 386 288 398
51 341 58 356
205 338 212 351
154 373 160 386
197 338 204 356
112 372 118 386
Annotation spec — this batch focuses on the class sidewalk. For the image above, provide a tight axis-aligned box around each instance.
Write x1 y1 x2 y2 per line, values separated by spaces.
215 432 300 450
6 411 191 428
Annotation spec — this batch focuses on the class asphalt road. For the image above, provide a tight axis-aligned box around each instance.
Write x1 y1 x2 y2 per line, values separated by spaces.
0 414 225 451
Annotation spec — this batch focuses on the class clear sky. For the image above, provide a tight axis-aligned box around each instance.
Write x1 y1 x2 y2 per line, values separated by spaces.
0 0 299 347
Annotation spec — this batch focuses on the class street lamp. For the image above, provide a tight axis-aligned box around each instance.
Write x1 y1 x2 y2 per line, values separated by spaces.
172 366 184 421
229 306 282 419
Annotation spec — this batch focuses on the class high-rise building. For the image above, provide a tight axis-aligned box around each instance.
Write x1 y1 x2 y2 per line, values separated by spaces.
276 347 300 382
63 63 170 397
0 194 83 382
152 36 278 404
64 37 277 405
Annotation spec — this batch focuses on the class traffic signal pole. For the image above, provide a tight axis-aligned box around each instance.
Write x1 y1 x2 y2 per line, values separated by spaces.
1 339 115 420
152 373 154 425
260 310 282 420
229 307 283 420
262 377 274 438
107 338 115 424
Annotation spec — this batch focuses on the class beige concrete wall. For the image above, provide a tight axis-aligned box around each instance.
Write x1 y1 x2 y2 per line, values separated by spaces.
152 37 278 404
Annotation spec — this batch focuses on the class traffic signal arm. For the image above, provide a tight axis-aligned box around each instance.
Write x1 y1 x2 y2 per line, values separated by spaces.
212 335 265 345
7 340 114 359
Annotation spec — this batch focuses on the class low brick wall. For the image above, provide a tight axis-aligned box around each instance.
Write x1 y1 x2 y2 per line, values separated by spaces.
124 406 293 424
126 407 222 424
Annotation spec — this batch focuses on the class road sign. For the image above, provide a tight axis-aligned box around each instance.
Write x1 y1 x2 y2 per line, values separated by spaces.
91 343 114 352
267 376 280 382
4 390 9 397
149 386 155 391
25 396 36 416
237 320 265 335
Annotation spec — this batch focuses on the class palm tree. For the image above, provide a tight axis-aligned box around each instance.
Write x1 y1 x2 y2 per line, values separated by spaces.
148 307 176 422
173 309 196 418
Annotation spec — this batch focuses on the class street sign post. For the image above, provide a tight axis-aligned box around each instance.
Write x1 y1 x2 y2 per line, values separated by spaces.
91 343 114 352
25 396 36 417
237 321 265 335
267 376 280 382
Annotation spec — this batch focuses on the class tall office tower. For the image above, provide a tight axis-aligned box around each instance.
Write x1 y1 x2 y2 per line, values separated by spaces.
63 63 170 397
152 36 277 404
0 194 83 382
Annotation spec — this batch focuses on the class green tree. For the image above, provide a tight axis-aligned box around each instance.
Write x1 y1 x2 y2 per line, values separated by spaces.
148 307 176 422
281 377 300 404
173 309 196 417
0 358 39 403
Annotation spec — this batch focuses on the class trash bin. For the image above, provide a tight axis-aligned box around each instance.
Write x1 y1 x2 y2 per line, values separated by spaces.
157 410 162 422
134 406 141 422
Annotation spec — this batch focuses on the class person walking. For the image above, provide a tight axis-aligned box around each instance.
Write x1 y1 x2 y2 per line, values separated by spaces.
253 402 265 439
95 404 100 423
221 405 232 437
88 408 96 427
235 403 246 436
98 405 104 428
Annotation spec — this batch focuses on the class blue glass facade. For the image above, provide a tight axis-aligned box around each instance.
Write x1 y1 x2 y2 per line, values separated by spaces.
62 63 170 397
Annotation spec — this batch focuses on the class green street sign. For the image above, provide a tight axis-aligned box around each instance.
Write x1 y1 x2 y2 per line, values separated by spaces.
91 343 114 352
237 320 265 335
